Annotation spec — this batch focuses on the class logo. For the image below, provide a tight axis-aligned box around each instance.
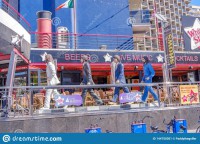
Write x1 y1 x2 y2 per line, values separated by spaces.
184 18 200 50
52 17 61 26
90 54 99 63
2 135 10 142
103 53 112 62
127 17 136 26
156 54 164 62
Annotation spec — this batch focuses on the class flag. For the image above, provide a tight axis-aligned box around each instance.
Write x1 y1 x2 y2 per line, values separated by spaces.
56 0 74 10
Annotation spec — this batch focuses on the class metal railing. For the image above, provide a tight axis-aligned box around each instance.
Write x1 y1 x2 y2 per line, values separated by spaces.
31 32 184 51
0 81 200 118
0 0 31 31
31 32 134 50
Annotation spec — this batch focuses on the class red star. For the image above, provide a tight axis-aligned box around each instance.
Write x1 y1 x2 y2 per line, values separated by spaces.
187 90 198 104
56 96 64 105
182 95 187 102
135 94 141 102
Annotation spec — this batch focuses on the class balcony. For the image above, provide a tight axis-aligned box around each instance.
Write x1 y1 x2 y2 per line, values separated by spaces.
142 2 148 7
160 2 164 6
149 5 154 9
151 24 156 29
0 0 31 59
129 10 150 32
165 5 169 9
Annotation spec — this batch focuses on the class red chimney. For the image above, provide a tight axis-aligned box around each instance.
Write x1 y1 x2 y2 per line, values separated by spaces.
37 11 52 48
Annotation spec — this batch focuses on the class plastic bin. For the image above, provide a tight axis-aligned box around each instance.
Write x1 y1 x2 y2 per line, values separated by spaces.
131 123 147 133
173 119 187 133
85 127 102 133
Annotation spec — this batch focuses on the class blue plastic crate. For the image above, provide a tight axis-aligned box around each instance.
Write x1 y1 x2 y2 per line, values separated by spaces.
131 123 147 133
85 127 102 133
173 119 187 133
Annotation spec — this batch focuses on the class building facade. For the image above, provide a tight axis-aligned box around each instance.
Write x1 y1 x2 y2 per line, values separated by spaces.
129 0 191 51
189 5 200 17
1 0 200 88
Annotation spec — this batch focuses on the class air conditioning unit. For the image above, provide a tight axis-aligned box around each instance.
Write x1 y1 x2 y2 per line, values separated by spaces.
56 27 69 49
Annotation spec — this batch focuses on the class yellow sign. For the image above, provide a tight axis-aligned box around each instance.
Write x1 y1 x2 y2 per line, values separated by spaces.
180 85 199 104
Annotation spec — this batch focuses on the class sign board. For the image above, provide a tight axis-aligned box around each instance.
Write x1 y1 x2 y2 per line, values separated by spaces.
119 91 142 103
54 94 83 107
31 49 200 65
182 16 200 51
164 25 176 69
180 85 199 104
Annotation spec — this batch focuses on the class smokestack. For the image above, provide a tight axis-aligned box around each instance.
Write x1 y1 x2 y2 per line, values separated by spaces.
37 11 52 48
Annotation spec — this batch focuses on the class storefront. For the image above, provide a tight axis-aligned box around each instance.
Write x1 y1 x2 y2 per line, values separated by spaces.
27 49 200 87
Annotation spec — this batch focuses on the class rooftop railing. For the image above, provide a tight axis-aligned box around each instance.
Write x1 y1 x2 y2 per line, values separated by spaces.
31 32 134 50
31 32 184 51
0 0 31 32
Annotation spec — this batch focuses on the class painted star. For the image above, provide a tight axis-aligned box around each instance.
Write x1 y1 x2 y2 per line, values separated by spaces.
184 18 200 50
56 96 64 106
135 93 141 102
156 54 164 62
182 95 187 102
187 90 198 103
103 53 112 62
40 52 47 61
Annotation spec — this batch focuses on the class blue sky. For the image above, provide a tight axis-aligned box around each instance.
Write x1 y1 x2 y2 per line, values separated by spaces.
191 0 200 6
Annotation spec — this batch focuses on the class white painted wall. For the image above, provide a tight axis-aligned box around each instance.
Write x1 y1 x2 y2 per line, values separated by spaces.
0 9 30 43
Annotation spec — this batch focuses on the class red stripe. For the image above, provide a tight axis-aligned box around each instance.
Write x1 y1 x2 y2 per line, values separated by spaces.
13 48 29 64
30 62 200 67
0 54 10 60
56 3 66 10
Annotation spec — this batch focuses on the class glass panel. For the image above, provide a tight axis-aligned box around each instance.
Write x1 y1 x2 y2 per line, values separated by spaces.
30 71 38 86
40 71 47 86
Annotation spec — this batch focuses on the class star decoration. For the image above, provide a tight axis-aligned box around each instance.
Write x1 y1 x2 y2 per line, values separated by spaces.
103 53 112 62
184 18 200 50
40 52 47 61
56 96 64 106
156 54 164 62
135 93 141 102
187 90 198 103
182 95 187 102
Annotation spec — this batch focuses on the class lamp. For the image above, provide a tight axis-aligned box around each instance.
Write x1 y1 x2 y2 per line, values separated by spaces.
189 66 193 70
134 66 138 71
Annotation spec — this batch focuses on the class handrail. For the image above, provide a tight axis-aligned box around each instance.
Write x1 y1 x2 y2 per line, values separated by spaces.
31 31 184 40
0 81 199 90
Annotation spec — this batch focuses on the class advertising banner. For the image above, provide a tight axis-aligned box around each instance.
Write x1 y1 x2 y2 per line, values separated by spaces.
30 49 200 64
164 25 176 69
119 91 142 103
182 16 200 51
180 85 199 104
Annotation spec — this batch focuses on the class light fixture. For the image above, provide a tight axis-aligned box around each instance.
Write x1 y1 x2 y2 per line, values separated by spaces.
134 66 138 71
189 66 193 70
